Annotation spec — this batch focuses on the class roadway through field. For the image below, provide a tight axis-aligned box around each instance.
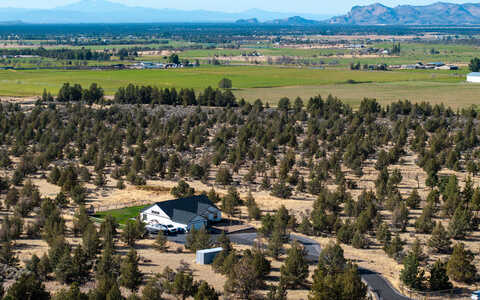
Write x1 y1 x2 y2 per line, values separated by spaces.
166 231 410 300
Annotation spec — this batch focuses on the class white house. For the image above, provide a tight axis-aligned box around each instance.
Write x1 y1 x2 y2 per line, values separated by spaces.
467 72 480 83
140 195 221 231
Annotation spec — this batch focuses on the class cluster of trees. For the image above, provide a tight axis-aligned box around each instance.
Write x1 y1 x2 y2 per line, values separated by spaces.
44 82 239 107
2 81 480 297
400 240 476 291
391 42 401 55
470 57 480 72
114 84 237 106
0 47 111 61
350 62 388 71
0 200 219 300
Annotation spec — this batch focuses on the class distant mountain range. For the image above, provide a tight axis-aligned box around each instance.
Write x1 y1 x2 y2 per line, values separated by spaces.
236 16 321 26
0 0 332 24
2 0 480 26
329 2 480 25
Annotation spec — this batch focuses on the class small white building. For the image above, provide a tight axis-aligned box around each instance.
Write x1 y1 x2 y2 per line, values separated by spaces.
140 195 221 231
467 72 480 83
196 247 223 265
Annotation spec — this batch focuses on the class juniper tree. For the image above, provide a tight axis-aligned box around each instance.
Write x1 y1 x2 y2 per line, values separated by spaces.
154 231 168 252
0 241 18 267
194 281 218 300
448 206 474 240
406 189 421 209
429 260 452 291
415 204 434 234
172 271 196 300
4 273 50 300
280 240 308 288
141 276 164 300
82 223 101 259
73 205 91 236
119 248 143 292
428 222 451 254
446 243 477 283
400 253 425 290
185 228 213 252
246 192 261 220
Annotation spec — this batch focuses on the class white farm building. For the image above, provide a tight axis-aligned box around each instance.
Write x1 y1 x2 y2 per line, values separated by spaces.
467 72 480 83
140 195 221 231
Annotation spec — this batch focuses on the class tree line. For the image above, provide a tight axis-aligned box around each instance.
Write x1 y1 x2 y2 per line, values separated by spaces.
0 47 111 61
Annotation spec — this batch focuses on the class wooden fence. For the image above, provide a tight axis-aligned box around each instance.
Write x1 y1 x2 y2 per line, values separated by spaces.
92 199 156 214
399 285 465 299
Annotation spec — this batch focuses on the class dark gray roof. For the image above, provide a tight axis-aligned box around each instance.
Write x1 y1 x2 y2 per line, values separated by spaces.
142 195 217 225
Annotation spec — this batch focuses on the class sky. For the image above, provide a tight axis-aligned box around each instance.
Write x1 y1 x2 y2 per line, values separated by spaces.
0 0 479 14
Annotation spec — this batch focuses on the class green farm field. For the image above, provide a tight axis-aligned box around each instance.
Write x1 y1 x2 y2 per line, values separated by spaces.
0 65 477 108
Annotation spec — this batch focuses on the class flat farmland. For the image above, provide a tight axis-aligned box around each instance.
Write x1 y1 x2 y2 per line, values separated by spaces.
236 81 480 108
0 65 461 95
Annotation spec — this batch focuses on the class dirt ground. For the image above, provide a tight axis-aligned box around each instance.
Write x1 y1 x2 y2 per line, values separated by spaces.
9 141 480 299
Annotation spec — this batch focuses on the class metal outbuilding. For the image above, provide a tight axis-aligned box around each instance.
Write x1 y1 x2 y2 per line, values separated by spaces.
467 72 480 83
196 247 223 265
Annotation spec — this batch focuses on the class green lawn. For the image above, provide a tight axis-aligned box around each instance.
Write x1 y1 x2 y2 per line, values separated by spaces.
93 205 148 225
0 65 461 96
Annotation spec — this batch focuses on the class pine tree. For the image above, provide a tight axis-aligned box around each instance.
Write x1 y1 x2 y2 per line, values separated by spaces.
280 241 308 288
352 230 369 249
119 248 143 292
268 227 283 259
446 243 477 283
266 282 288 300
415 204 434 234
185 228 213 252
383 234 404 260
429 260 452 291
392 203 409 232
448 207 473 240
96 243 120 297
82 223 100 259
106 281 123 300
376 222 391 245
310 261 367 300
194 281 218 300
410 238 426 262
400 253 425 290
5 273 50 300
38 253 52 280
225 256 262 300
26 254 40 277
154 231 168 252
70 246 91 284
54 283 88 300
141 276 164 300
172 271 196 300
121 220 140 248
0 241 18 267
406 189 422 209
246 192 261 220
317 242 346 275
428 222 452 254
54 247 73 284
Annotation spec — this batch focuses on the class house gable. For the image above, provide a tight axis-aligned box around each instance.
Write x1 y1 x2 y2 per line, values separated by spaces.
140 195 221 226
141 204 171 220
